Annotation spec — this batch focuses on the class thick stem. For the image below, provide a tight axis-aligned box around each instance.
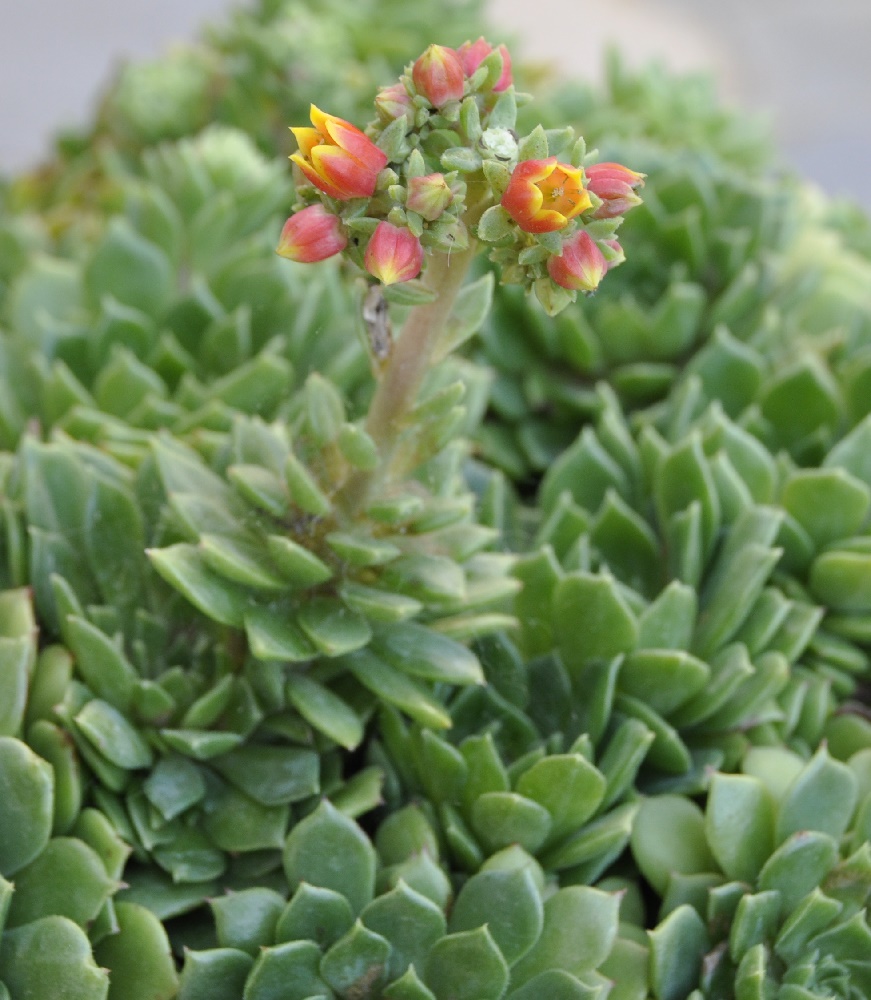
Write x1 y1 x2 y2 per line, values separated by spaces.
341 238 478 513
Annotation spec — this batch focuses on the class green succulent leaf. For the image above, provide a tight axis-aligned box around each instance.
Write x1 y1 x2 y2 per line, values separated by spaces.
283 800 375 915
0 915 110 1000
424 926 509 1000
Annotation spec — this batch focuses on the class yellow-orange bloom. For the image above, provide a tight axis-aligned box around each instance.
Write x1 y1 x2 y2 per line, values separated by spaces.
501 157 591 234
290 105 388 200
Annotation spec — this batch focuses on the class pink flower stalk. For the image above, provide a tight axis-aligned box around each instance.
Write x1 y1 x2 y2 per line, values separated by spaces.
365 222 425 285
585 162 646 218
276 205 348 263
290 104 388 200
412 45 465 107
406 173 454 221
501 157 592 234
457 37 513 91
548 230 607 292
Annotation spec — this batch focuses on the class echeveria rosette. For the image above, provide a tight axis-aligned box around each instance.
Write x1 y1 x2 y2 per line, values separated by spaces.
627 744 871 1000
177 799 625 999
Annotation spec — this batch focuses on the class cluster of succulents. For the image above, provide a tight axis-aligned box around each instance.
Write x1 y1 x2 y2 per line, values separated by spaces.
3 0 871 997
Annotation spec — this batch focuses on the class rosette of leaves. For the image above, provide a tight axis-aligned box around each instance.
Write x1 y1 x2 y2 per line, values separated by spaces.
625 743 871 999
508 384 871 787
363 699 643 889
144 367 518 737
0 586 179 1000
1 432 397 906
175 798 624 1000
0 125 380 454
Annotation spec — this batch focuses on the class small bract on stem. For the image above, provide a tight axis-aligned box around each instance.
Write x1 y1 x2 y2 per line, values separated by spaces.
276 38 644 504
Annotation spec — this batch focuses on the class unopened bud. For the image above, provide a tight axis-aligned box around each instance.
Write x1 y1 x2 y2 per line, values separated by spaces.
365 221 425 285
375 82 415 123
585 162 645 218
547 230 607 292
412 45 465 108
407 173 454 221
458 37 513 92
276 204 347 263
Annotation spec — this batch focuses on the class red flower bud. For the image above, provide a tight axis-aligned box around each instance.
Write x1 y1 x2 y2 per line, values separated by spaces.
406 173 454 221
412 45 465 107
276 205 348 263
290 104 388 200
501 158 592 234
585 162 645 218
365 222 424 285
457 37 513 92
548 230 607 292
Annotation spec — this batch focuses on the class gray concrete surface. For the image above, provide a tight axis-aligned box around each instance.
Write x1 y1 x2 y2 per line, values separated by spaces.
1 0 870 208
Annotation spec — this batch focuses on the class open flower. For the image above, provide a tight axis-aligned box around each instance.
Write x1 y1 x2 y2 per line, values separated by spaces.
547 230 607 292
276 205 347 263
501 157 592 234
585 162 645 218
412 45 465 107
365 222 424 285
290 105 388 200
457 37 512 91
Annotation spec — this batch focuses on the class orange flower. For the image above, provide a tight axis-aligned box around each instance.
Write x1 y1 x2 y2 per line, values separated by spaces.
585 162 645 218
365 222 424 285
547 230 607 292
290 105 388 200
501 157 592 234
276 205 347 263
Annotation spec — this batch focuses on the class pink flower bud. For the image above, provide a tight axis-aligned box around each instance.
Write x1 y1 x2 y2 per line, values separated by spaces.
365 221 424 285
290 104 388 200
501 158 591 234
457 37 513 92
602 239 625 270
375 82 414 123
548 230 607 292
412 45 465 108
276 205 347 263
585 162 645 218
406 173 454 221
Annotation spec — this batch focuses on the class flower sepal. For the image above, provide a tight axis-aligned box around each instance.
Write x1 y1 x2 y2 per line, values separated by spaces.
534 277 574 316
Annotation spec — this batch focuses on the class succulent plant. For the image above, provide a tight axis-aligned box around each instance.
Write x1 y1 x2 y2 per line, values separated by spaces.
0 587 180 1000
2 0 871 996
176 799 623 1000
629 743 871 999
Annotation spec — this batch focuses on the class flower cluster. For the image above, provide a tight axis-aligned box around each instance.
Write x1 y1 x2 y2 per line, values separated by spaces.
276 38 643 314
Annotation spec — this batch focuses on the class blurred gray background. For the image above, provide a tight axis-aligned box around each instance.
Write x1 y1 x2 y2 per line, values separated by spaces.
2 0 869 207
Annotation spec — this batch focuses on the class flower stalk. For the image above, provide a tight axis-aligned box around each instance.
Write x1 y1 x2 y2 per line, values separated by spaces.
276 38 645 509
